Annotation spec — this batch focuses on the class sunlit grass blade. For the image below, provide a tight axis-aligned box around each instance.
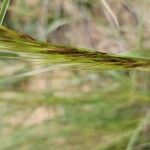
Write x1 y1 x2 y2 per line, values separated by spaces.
0 63 74 84
0 0 10 25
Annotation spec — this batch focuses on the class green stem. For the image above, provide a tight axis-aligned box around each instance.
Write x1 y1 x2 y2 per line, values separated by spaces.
0 0 10 25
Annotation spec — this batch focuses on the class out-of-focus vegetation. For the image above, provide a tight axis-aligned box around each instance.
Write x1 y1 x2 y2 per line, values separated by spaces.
0 0 150 150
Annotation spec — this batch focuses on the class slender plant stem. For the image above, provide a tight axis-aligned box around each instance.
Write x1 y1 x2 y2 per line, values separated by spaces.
0 0 10 25
126 112 150 150
100 0 119 29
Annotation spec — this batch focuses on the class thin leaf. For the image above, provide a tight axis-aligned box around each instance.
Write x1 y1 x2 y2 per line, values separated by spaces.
100 0 119 29
127 112 150 150
0 0 10 25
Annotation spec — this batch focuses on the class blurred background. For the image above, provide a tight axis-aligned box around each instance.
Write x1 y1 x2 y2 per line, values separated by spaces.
0 0 150 149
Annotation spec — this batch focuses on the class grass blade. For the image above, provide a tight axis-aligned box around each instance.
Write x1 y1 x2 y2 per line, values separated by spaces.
127 112 150 150
0 0 10 25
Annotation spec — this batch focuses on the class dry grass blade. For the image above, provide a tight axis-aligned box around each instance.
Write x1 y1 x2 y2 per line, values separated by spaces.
100 0 119 29
127 112 150 150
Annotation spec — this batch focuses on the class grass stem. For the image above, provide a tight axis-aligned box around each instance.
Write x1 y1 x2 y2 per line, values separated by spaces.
0 0 10 25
